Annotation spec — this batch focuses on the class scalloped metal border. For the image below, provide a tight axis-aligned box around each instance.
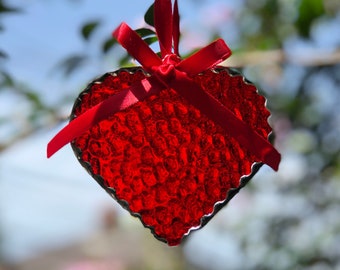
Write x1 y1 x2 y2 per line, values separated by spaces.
70 66 273 245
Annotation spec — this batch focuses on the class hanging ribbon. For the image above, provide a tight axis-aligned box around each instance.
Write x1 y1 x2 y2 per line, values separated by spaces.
47 0 281 171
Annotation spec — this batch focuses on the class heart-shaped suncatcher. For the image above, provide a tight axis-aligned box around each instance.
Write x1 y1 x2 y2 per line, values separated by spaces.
47 0 280 246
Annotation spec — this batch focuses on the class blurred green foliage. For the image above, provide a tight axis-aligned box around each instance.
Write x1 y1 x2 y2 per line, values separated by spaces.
0 0 20 59
297 0 325 37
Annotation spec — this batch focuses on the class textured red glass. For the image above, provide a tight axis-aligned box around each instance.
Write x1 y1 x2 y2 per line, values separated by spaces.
71 66 271 246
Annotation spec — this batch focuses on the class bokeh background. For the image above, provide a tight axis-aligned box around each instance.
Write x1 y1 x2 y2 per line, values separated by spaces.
1 0 340 269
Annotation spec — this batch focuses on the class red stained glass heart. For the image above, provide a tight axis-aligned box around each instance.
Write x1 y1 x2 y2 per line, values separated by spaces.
71 66 272 246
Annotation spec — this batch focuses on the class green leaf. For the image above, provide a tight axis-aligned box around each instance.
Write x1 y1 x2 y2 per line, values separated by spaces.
0 49 7 59
0 1 20 13
119 54 133 67
144 3 155 27
23 91 44 109
143 36 158 46
0 71 14 88
102 37 118 53
296 0 325 37
81 20 100 40
135 28 156 38
57 55 88 77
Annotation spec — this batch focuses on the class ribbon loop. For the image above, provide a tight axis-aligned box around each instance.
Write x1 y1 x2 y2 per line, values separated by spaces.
172 0 180 55
154 0 173 57
113 23 161 72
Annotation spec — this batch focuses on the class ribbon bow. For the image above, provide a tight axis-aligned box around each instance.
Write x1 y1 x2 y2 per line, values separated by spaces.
47 0 281 171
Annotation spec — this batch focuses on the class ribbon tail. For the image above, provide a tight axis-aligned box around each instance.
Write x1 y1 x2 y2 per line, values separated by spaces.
47 77 162 158
168 70 281 171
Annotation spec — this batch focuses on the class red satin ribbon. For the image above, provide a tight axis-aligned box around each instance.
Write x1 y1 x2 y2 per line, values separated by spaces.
47 0 281 171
